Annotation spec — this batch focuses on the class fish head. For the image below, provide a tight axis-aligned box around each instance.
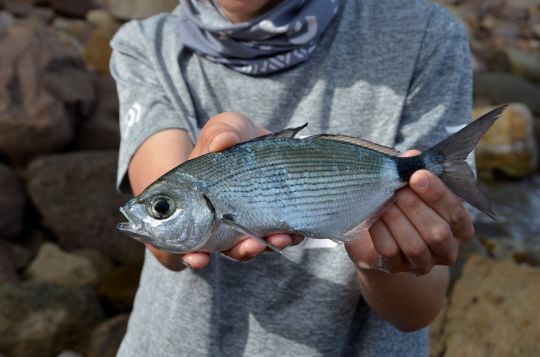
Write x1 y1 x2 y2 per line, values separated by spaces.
117 180 215 253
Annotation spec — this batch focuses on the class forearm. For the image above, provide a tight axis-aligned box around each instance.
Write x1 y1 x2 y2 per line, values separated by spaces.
357 265 449 332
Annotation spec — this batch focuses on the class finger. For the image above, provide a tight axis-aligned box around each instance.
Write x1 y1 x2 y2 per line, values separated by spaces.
146 245 191 271
394 188 459 266
381 204 433 275
290 234 304 246
181 252 210 269
369 220 410 272
262 233 293 253
409 170 474 243
222 237 266 262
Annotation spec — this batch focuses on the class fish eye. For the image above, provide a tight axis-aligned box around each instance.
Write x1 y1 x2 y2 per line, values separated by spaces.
148 196 176 220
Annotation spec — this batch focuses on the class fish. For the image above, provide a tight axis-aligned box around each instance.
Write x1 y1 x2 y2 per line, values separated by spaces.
117 106 506 255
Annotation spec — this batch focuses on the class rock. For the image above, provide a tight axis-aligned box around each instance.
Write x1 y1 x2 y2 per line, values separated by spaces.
56 351 83 357
86 9 117 28
78 75 120 150
474 103 538 179
473 72 540 115
104 0 177 20
0 281 104 357
0 246 17 283
533 24 540 40
26 151 144 264
98 262 143 312
491 47 540 82
25 242 112 287
438 255 540 356
52 17 93 47
82 19 120 75
0 163 24 238
429 300 448 357
0 240 31 270
86 314 129 357
0 23 82 164
0 11 15 36
49 0 99 18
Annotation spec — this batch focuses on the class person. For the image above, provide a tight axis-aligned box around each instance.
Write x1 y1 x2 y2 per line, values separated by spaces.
110 0 474 355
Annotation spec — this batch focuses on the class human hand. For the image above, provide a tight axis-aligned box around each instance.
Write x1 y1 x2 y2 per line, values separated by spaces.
153 112 303 270
345 150 474 275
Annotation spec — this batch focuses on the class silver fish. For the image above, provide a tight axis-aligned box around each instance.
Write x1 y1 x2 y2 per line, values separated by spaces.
117 106 506 254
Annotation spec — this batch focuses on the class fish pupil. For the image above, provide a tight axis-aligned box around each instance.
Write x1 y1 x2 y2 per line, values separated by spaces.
154 200 170 215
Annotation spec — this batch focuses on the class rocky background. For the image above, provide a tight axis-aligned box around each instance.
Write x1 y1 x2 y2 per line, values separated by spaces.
0 0 538 356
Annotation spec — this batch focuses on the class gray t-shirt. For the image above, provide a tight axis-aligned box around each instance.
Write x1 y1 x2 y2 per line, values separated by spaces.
110 0 472 355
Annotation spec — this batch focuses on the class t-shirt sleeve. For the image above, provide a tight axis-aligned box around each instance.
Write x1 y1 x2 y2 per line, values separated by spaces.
394 6 480 218
110 20 196 194
394 6 472 152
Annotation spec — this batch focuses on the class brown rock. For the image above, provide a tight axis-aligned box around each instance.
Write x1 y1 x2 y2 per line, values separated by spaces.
49 0 99 18
26 151 144 264
0 163 24 238
0 11 15 36
474 103 538 179
0 22 83 164
0 246 17 283
0 281 104 357
491 47 540 82
104 0 177 20
98 262 142 311
25 243 112 287
82 20 120 75
87 314 129 357
0 240 31 270
439 255 540 357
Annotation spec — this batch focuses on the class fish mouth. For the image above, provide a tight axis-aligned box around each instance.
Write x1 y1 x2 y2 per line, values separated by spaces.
117 206 148 243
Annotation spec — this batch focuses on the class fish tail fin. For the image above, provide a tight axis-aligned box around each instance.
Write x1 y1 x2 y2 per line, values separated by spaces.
422 105 507 219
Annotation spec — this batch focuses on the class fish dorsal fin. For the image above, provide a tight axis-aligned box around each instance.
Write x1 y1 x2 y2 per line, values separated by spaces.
313 134 401 156
248 123 308 143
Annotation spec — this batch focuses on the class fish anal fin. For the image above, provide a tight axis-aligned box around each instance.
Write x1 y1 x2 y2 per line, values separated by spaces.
220 216 293 259
313 134 401 156
337 199 395 241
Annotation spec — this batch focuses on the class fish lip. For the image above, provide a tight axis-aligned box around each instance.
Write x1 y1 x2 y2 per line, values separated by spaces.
117 206 146 238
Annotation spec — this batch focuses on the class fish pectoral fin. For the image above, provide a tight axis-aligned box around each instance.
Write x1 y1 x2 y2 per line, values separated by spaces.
220 217 293 259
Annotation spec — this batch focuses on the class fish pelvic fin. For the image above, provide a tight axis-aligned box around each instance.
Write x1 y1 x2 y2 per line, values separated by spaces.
220 215 294 260
422 105 506 219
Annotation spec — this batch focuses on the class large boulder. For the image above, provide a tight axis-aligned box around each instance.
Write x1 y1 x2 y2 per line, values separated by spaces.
25 242 112 287
0 22 93 164
0 281 104 357
103 0 177 20
437 255 540 357
27 151 144 264
0 163 24 238
474 103 538 179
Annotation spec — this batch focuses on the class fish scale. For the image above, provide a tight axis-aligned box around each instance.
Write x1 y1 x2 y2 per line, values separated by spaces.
118 106 506 254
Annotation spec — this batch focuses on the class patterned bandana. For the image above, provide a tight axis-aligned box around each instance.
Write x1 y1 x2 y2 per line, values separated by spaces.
178 0 340 75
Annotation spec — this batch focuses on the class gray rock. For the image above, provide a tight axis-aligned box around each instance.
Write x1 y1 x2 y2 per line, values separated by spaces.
0 281 104 357
0 11 15 37
27 151 144 264
104 0 177 20
87 314 129 357
0 163 25 238
25 242 112 287
0 240 31 270
0 22 84 164
474 72 540 115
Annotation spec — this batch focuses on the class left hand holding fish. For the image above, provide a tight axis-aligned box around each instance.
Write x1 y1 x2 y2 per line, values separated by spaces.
345 150 474 276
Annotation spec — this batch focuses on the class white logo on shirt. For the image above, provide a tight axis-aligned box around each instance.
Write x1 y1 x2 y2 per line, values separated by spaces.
124 102 142 137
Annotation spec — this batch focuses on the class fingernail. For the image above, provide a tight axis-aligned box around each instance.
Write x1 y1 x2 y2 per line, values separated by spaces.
415 175 429 189
180 256 194 269
209 132 239 152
